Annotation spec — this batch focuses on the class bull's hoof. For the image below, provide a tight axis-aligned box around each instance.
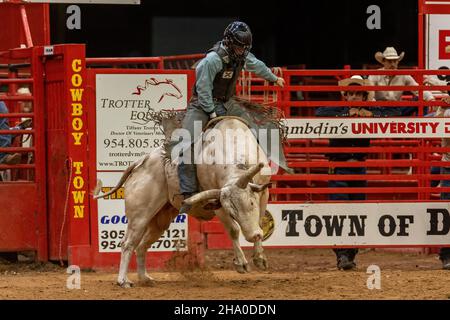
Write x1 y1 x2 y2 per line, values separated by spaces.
138 274 156 287
234 260 250 273
253 256 268 271
117 279 134 288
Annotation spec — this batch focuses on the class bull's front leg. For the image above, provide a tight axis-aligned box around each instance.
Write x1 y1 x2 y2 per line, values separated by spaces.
216 209 250 273
253 189 269 271
253 239 268 271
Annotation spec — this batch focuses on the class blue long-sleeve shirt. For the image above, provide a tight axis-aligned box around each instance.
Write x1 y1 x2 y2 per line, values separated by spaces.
0 101 12 149
195 48 278 114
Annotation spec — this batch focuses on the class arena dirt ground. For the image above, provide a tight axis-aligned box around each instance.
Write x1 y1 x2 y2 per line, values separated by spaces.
0 248 449 300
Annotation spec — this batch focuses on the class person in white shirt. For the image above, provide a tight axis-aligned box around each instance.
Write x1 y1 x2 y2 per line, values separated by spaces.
368 47 435 116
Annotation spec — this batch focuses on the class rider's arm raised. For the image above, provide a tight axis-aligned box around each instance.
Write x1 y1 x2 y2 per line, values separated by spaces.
244 52 278 83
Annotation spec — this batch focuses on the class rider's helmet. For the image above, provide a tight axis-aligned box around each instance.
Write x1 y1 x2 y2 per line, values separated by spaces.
222 21 252 62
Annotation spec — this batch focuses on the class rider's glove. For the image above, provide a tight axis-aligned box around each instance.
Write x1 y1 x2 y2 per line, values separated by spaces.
209 112 217 119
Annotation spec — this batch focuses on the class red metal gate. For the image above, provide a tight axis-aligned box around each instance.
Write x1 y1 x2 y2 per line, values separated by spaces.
0 46 47 260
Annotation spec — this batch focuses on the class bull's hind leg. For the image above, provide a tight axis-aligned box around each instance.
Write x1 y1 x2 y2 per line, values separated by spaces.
135 204 179 286
117 199 167 288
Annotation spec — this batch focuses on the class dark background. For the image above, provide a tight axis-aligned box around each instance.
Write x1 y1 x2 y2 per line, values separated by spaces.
50 0 418 68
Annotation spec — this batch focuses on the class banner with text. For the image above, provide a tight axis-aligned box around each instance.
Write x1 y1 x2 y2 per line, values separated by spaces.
285 118 450 139
240 203 450 247
96 73 188 171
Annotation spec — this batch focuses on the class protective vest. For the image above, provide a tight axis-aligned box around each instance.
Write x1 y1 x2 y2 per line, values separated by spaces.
194 42 245 103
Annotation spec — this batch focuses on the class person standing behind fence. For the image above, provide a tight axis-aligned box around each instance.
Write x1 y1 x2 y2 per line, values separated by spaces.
368 47 435 116
315 75 400 270
433 96 450 270
17 87 33 164
0 101 22 165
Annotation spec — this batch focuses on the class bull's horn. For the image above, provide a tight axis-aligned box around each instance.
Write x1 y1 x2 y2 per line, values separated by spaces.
235 162 265 189
183 189 221 205
93 179 103 197
249 182 271 193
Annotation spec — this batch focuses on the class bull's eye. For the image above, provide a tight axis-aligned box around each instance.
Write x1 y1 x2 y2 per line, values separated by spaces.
250 200 254 206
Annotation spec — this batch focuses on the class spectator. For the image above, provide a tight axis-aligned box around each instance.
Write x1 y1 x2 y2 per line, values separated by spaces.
368 47 435 116
433 96 450 270
316 75 400 270
0 101 21 165
17 87 33 163
0 100 32 166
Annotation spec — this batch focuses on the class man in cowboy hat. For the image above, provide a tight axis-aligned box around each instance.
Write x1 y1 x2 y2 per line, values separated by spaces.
369 46 435 116
316 75 400 270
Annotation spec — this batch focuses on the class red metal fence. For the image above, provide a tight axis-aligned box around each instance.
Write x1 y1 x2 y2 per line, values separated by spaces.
2 44 450 263
240 69 450 203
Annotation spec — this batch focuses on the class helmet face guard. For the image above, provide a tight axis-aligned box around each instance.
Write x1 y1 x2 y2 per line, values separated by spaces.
223 21 252 61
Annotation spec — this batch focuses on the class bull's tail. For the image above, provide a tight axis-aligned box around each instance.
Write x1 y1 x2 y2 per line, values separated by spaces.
92 160 141 200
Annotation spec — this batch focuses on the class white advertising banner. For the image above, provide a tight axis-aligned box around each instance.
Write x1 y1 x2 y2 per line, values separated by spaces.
96 172 188 253
240 203 450 247
285 118 450 139
96 73 188 171
427 14 450 70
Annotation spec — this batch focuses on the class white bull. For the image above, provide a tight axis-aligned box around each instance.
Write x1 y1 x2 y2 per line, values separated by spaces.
94 118 271 287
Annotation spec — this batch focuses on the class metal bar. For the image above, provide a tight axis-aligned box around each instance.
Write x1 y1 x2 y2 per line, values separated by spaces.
0 79 34 84
271 174 450 181
0 130 34 134
19 4 33 47
0 113 35 118
0 63 32 70
269 187 450 194
419 0 425 69
0 147 34 152
85 57 162 65
287 160 450 167
0 96 34 101
30 46 48 261
0 164 35 169
267 85 450 91
282 69 450 76
284 147 450 153
278 100 444 107
423 4 450 13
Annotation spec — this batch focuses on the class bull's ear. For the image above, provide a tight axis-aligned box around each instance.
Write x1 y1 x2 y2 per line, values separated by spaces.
249 182 271 193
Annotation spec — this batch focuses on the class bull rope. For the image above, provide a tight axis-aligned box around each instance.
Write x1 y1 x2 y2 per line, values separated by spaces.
59 157 73 267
